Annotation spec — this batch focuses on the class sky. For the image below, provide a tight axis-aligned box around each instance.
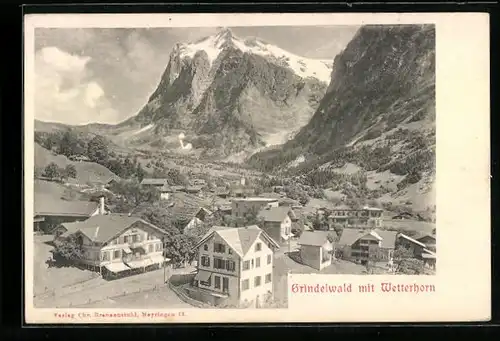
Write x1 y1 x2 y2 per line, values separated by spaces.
34 26 359 126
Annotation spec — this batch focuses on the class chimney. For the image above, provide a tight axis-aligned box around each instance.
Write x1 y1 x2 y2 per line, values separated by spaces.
99 196 105 215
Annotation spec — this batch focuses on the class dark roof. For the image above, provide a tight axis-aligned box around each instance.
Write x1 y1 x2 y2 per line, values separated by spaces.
34 194 99 217
62 214 165 244
257 206 292 222
298 230 335 246
132 192 203 223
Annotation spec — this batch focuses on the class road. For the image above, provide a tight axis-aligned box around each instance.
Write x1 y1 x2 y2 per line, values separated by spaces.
35 264 195 308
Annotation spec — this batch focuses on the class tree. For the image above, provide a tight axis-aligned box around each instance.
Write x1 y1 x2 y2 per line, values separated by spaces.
43 162 62 180
52 235 84 262
63 164 77 179
87 135 109 164
58 130 80 157
393 245 425 275
164 233 197 268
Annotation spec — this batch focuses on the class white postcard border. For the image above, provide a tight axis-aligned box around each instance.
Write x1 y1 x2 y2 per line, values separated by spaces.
24 12 491 323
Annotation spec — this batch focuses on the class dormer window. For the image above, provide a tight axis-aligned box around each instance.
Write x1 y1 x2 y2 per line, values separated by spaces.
204 244 208 251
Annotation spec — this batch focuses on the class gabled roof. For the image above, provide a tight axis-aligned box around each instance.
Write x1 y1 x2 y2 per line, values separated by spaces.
34 195 99 217
416 233 436 242
372 229 398 249
62 214 165 244
298 230 335 247
194 225 279 257
257 206 292 223
141 178 168 186
398 233 427 248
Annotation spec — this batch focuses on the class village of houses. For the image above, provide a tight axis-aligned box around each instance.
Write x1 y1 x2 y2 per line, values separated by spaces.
32 171 436 310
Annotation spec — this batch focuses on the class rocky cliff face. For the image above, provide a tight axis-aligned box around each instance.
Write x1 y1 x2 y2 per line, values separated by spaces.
248 25 436 210
124 28 331 155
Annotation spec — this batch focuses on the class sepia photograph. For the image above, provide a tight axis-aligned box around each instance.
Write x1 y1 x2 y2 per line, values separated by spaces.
24 13 489 323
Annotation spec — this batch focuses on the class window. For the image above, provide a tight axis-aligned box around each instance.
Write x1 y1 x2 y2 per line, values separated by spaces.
214 276 221 289
201 255 210 267
267 254 272 265
255 243 262 251
155 243 161 252
254 276 261 287
113 250 121 259
228 248 233 255
214 243 226 253
226 260 236 272
242 279 250 291
243 260 250 271
256 257 261 268
251 259 254 268
101 251 109 261
265 273 272 283
148 244 154 253
204 244 208 251
123 236 130 244
214 258 226 270
132 234 139 243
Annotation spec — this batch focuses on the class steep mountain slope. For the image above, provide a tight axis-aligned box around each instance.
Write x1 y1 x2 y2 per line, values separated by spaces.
248 25 436 210
120 28 331 156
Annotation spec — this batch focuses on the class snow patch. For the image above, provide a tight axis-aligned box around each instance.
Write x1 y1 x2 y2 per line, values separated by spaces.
177 29 333 83
287 155 306 168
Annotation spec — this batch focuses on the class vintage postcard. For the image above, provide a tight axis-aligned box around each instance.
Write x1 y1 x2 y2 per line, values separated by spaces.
24 12 490 323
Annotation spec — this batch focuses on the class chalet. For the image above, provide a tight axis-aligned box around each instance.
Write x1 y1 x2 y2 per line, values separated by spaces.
57 214 169 279
297 231 335 270
335 228 397 265
257 206 295 244
328 206 383 228
133 192 206 231
396 233 436 269
34 194 105 234
188 225 280 307
231 197 279 219
183 207 214 234
416 233 436 252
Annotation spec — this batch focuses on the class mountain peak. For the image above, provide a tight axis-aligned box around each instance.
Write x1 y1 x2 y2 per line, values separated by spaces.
214 27 234 42
175 28 333 83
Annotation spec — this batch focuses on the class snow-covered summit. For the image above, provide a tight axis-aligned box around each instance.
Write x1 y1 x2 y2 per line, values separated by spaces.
176 28 333 83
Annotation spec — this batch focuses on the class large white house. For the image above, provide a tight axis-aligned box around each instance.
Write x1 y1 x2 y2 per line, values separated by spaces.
56 213 169 279
189 225 280 308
